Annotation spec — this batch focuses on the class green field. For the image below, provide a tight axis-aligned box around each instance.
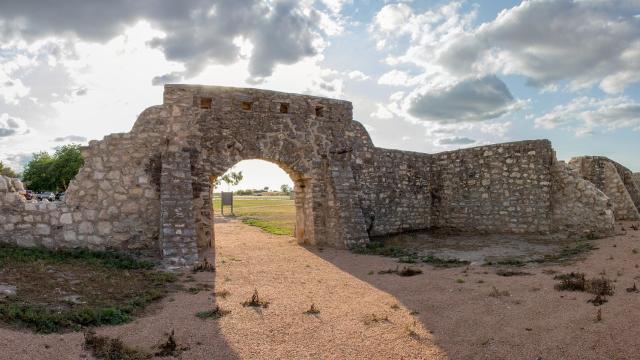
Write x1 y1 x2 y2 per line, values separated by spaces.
213 195 295 236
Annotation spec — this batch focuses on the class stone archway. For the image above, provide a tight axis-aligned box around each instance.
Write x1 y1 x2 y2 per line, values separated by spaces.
0 84 617 265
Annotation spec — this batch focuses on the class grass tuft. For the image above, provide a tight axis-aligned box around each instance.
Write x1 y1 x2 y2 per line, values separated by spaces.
196 306 230 320
241 290 269 308
84 329 150 360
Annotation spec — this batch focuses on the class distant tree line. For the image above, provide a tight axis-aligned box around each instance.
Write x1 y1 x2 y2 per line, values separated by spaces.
22 144 84 192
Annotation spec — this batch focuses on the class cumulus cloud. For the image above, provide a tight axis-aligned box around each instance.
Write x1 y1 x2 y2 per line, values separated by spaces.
407 75 521 124
347 70 369 81
378 70 413 86
373 1 640 93
53 135 87 143
0 0 331 82
437 136 476 145
0 113 29 138
535 96 640 135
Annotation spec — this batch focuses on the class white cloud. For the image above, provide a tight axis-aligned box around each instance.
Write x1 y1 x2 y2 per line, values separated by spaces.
377 70 412 86
347 70 369 81
534 96 640 135
370 103 394 119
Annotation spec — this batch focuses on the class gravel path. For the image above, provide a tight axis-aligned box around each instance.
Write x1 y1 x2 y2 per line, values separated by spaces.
1 220 640 359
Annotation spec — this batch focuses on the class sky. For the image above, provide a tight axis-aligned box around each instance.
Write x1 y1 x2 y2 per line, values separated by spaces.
1 0 639 191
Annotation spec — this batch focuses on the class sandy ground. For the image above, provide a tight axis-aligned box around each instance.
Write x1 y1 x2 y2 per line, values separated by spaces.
1 220 640 359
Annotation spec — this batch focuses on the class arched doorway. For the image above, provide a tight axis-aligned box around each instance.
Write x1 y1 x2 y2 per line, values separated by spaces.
208 159 310 246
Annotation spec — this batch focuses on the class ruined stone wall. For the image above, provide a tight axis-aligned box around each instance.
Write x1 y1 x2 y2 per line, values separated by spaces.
429 140 554 234
551 161 614 236
0 84 618 264
569 156 640 221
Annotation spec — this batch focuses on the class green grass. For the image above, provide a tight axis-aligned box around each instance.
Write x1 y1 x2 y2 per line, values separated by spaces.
213 195 295 236
0 244 176 333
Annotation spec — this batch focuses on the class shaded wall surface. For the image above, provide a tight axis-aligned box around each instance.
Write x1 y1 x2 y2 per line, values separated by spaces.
0 85 616 264
569 156 640 221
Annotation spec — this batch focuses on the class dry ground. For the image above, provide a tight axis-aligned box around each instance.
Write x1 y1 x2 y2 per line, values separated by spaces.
1 220 640 359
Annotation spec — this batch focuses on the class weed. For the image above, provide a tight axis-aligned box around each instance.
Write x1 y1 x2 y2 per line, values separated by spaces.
155 330 188 357
496 269 532 277
214 289 230 298
421 255 469 268
195 306 230 320
456 278 465 284
390 303 400 310
241 290 269 308
488 287 510 298
192 259 215 273
595 308 602 322
587 295 607 306
554 272 587 291
626 283 639 293
304 304 320 315
633 249 638 254
406 321 419 339
631 224 639 231
363 313 390 325
533 242 596 263
378 266 422 276
84 329 150 360
367 270 374 275
494 258 525 267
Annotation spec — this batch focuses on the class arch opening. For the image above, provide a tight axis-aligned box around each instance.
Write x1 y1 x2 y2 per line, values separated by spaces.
203 159 314 248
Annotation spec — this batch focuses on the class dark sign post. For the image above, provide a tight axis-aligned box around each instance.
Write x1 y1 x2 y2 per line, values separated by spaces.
221 192 233 215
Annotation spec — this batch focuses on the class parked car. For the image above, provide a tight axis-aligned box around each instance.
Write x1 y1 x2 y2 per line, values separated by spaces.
37 192 56 201
56 192 65 201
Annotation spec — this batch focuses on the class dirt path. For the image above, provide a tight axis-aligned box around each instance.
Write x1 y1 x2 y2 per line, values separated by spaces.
1 220 640 359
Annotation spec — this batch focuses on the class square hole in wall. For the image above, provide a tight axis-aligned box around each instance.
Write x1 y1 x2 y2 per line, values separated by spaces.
200 97 212 109
315 105 324 117
241 101 253 111
280 103 289 113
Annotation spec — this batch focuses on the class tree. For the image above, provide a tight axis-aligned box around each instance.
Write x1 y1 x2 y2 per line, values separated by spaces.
0 161 17 178
22 144 84 192
280 184 292 195
214 170 243 191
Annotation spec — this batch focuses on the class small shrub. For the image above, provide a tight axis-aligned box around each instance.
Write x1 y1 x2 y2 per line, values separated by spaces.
456 278 465 284
84 329 150 360
363 313 390 325
587 294 607 306
421 255 469 268
595 308 602 322
303 304 320 315
554 272 587 291
378 266 422 277
196 306 230 320
496 269 532 277
241 290 269 308
626 283 639 293
214 289 230 298
155 330 189 357
488 287 510 298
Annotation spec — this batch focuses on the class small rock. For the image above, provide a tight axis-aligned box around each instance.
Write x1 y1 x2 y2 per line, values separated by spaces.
0 284 17 298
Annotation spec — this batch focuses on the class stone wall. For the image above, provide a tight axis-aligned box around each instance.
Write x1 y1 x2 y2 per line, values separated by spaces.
0 84 618 264
569 156 640 221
